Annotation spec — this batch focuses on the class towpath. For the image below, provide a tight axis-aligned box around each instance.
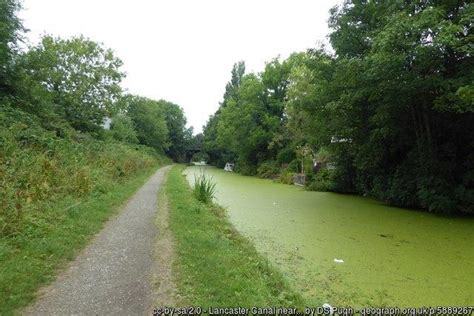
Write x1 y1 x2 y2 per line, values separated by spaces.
25 165 172 315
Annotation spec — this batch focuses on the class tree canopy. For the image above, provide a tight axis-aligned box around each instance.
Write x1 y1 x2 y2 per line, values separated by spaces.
203 0 473 214
159 100 192 162
0 0 23 97
1 0 190 161
118 95 169 153
16 35 124 132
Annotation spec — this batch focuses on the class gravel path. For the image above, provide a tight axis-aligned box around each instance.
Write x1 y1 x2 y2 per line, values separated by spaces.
25 166 172 315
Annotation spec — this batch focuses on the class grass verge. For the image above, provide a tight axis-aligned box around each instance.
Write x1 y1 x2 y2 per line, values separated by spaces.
0 165 163 314
165 165 304 307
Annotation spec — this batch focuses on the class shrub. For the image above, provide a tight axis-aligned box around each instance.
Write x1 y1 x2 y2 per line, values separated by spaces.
193 172 216 204
315 147 331 163
257 161 280 179
287 159 300 173
110 114 139 143
277 148 296 165
277 170 295 185
306 169 336 192
0 105 162 237
237 163 257 176
303 158 315 180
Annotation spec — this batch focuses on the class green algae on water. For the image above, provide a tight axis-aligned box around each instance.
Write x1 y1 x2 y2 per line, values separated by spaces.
185 166 474 307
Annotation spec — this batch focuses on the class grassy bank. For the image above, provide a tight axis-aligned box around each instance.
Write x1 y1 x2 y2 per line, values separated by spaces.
0 106 169 314
165 165 304 307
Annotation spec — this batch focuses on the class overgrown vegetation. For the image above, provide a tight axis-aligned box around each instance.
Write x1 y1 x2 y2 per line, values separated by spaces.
0 0 190 237
166 165 304 307
192 172 216 204
0 100 171 314
0 106 166 237
0 160 160 314
0 0 189 312
203 0 473 214
0 106 171 312
2 1 192 162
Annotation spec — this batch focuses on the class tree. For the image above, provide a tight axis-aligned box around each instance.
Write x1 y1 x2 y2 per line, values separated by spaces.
202 0 472 213
217 74 276 174
120 95 169 152
110 113 138 143
262 54 304 158
158 100 188 162
323 0 474 212
205 58 298 173
222 61 245 107
16 35 124 132
285 50 332 150
0 0 23 98
203 62 246 167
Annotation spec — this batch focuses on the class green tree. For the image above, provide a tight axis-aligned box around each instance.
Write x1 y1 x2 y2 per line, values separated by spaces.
202 1 472 214
16 35 124 132
158 100 188 162
285 50 334 151
110 113 138 143
203 62 246 167
0 0 23 97
322 0 474 212
217 74 275 174
203 113 233 167
120 95 169 152
205 58 298 173
262 54 305 158
222 61 245 107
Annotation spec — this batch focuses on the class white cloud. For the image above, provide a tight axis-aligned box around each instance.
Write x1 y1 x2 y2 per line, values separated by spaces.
20 0 342 133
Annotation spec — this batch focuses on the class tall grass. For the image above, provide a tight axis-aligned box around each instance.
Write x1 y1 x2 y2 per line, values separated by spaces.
166 166 304 307
193 171 216 204
0 105 168 313
0 106 165 237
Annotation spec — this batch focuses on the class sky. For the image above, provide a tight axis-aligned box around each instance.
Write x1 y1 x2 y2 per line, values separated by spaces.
20 0 342 133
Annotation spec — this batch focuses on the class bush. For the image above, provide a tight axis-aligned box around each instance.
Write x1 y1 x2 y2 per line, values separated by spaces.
257 161 280 179
0 105 163 237
306 169 336 192
287 159 300 173
277 170 295 185
236 163 257 176
193 172 216 204
277 148 296 165
110 114 139 143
